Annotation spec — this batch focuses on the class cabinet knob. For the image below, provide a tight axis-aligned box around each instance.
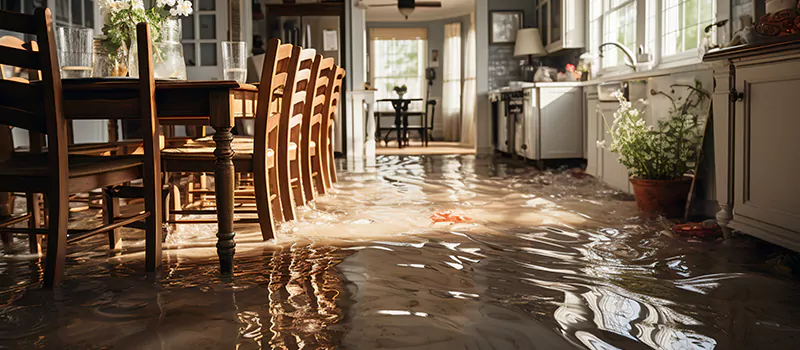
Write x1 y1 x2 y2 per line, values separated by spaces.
729 89 744 103
521 144 528 150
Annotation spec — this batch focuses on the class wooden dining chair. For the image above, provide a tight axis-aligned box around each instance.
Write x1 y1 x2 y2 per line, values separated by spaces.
0 10 163 288
300 55 334 200
276 46 316 220
319 66 345 189
151 38 292 240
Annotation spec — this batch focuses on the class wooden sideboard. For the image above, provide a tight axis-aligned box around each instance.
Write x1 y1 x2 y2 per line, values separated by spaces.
705 40 800 252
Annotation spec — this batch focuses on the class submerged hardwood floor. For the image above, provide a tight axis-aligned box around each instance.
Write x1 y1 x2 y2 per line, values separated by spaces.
376 141 476 156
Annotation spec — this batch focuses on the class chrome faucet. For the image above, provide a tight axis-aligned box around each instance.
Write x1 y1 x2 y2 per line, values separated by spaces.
598 42 637 70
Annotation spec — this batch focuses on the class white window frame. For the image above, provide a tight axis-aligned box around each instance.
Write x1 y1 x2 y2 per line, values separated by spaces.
589 0 719 73
181 0 228 80
369 28 429 113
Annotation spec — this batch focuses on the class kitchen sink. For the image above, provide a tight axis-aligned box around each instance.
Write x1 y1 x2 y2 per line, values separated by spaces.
598 80 648 102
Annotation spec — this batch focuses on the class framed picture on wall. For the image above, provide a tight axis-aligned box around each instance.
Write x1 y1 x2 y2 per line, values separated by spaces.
430 49 440 68
490 11 523 44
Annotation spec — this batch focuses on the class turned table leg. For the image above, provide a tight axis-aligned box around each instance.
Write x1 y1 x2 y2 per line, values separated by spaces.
211 91 237 274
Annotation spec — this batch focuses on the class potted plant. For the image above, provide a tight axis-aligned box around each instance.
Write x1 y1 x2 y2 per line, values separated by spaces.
99 0 193 78
600 82 709 217
393 84 408 99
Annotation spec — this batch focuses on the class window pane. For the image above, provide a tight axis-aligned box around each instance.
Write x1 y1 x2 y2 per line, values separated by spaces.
71 0 82 25
603 3 636 67
182 15 194 40
198 0 215 11
372 37 427 112
183 43 196 66
662 0 715 56
56 0 69 22
84 0 94 27
200 43 216 66
200 15 216 39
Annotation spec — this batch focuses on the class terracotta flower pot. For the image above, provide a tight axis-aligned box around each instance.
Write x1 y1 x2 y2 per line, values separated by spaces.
629 177 692 218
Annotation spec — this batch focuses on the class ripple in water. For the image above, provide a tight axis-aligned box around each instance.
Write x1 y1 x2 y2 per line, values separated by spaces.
1 155 800 349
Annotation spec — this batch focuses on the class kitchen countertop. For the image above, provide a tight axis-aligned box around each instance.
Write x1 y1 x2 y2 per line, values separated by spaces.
704 38 800 61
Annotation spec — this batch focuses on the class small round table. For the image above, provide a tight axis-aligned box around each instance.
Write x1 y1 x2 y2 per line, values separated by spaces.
377 98 423 148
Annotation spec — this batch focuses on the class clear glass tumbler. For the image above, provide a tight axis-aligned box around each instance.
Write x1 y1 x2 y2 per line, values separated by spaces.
56 26 94 78
221 41 248 84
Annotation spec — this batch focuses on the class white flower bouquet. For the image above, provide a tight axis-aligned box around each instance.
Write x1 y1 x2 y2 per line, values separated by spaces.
601 82 709 180
99 0 193 71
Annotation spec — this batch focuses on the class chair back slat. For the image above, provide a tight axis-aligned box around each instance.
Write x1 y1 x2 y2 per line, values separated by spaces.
254 38 293 175
0 10 38 35
306 56 333 128
0 79 44 114
0 36 43 81
0 106 47 133
285 48 315 133
321 66 345 150
0 45 41 71
0 7 62 153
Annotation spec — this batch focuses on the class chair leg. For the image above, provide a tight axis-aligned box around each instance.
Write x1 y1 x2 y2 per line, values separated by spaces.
328 142 338 184
27 193 42 255
291 158 304 207
278 153 296 221
102 187 122 250
254 164 277 241
269 166 284 223
301 151 315 204
312 154 326 195
43 190 68 289
0 192 12 249
142 172 163 273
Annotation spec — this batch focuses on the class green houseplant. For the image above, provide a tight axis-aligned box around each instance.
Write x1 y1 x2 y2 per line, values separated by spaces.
393 84 408 98
600 82 709 217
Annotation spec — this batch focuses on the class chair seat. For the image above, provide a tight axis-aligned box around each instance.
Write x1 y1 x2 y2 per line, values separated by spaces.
182 136 315 157
162 143 275 169
0 154 142 178
0 154 144 193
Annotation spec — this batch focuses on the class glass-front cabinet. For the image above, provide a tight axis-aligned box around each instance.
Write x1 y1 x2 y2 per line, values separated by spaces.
535 0 584 53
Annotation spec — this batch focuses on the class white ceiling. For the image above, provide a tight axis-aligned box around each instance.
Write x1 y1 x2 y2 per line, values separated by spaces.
361 0 475 22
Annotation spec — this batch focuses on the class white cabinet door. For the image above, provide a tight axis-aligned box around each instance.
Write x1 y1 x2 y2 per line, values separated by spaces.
598 102 631 193
182 0 229 80
585 96 599 176
733 61 800 235
539 87 583 159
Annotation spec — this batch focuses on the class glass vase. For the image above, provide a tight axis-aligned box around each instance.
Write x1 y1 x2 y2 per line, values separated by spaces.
129 18 187 80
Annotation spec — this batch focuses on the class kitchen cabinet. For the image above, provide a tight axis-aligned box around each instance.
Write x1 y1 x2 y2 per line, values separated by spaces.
598 102 632 193
704 41 800 252
585 87 599 177
535 0 584 53
583 87 632 194
521 85 584 165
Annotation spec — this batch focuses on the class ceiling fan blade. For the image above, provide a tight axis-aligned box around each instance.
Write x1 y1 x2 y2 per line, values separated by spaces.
415 1 443 7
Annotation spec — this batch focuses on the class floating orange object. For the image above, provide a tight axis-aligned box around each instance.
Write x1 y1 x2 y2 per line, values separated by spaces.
431 210 472 223
670 221 722 240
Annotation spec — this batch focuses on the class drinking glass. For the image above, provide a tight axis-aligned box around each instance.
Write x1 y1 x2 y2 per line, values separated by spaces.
221 41 248 83
56 26 94 78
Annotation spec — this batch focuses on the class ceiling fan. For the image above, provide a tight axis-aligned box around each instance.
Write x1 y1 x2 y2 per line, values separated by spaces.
365 0 443 20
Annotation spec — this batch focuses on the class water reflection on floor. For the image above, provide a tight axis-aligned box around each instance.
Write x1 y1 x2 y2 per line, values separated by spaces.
2 155 800 349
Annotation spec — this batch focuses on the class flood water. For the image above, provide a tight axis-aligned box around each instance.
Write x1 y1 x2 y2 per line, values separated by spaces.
2 155 800 349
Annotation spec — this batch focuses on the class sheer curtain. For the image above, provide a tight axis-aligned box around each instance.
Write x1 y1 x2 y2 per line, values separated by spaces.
441 22 462 141
369 28 428 113
460 13 477 147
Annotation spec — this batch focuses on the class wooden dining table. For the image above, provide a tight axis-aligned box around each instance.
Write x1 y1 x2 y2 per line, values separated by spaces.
59 78 258 274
